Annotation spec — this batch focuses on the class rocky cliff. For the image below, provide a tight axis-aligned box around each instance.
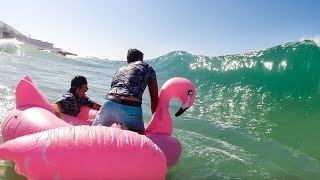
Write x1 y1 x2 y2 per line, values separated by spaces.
0 21 76 56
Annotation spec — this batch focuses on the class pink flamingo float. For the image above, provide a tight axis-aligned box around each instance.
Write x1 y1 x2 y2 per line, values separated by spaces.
0 76 196 179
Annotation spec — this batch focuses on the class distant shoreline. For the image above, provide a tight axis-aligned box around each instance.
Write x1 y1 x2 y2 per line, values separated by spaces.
0 21 77 57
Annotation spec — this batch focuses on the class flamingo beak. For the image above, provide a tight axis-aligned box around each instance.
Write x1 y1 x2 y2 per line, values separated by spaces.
175 95 191 117
175 107 189 117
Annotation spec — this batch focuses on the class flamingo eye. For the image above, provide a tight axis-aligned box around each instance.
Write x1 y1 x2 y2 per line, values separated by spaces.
187 90 193 96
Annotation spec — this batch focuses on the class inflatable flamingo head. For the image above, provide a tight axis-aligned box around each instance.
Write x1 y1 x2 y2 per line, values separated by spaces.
159 77 196 117
146 77 196 135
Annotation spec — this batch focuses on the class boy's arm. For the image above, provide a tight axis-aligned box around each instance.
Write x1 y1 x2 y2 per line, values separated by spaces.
92 103 101 110
52 101 63 119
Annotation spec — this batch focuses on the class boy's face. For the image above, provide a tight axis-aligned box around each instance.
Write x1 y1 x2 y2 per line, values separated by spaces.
76 84 88 98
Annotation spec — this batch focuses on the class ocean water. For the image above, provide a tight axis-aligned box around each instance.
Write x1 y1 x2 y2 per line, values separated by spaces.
0 39 320 179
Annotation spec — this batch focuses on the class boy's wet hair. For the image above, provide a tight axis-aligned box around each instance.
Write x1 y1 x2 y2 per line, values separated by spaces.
127 49 144 63
69 75 87 94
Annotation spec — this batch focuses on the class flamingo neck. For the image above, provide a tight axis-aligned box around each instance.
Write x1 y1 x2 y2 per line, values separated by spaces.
145 94 173 135
158 94 171 108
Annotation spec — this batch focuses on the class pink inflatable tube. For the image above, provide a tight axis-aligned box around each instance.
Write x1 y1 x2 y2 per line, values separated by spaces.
0 76 196 179
0 126 167 179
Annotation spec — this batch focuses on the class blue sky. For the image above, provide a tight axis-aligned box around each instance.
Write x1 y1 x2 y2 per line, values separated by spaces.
0 0 319 60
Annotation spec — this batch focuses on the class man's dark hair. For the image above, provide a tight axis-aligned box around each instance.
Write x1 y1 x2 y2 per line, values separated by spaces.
127 48 144 63
69 75 87 94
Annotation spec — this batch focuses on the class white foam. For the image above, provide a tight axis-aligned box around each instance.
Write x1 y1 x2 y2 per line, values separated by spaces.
300 35 320 47
0 84 12 92
0 38 24 45
5 96 14 100
313 36 320 46
0 84 6 89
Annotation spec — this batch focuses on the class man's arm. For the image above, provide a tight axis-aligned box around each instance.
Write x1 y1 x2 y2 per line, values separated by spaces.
148 79 159 114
